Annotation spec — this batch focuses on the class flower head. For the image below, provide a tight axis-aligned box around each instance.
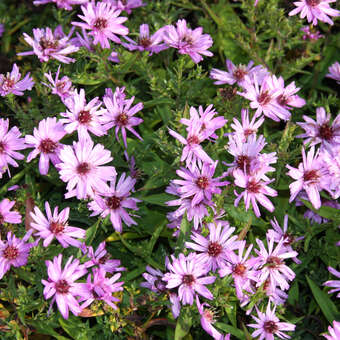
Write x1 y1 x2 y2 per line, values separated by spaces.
324 266 340 298
326 61 340 84
104 0 145 14
0 199 22 225
140 265 166 293
301 26 324 40
323 321 340 340
33 0 88 10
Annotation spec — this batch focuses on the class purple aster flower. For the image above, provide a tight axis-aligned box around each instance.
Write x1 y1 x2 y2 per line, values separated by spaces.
102 87 143 148
0 24 4 38
261 278 289 306
72 1 128 49
301 26 324 40
297 107 340 151
163 19 213 63
0 119 26 177
162 253 216 305
30 201 85 248
323 266 340 298
248 303 295 340
0 230 34 280
104 0 145 14
0 63 34 97
286 146 329 209
186 222 240 272
255 236 297 291
41 254 88 319
323 321 340 340
83 241 125 273
18 26 79 63
289 0 339 26
326 61 340 84
60 89 109 140
88 173 140 233
210 60 268 88
57 138 116 199
26 117 66 175
322 148 340 199
79 267 124 309
43 66 74 102
122 24 168 55
33 0 88 10
0 199 22 225
233 169 277 217
140 265 166 293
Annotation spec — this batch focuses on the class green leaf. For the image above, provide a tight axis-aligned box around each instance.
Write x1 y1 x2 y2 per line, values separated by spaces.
174 214 190 256
215 323 245 339
139 193 173 206
85 219 100 245
175 311 192 340
301 199 340 223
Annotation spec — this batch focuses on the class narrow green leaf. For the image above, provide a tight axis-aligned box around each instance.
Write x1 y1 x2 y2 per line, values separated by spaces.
175 312 192 340
215 323 245 339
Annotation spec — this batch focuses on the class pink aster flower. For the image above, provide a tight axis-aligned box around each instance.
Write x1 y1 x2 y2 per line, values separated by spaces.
0 118 26 177
186 222 240 272
233 169 277 217
301 26 324 40
122 24 168 55
0 231 34 280
88 173 140 233
326 61 340 84
163 19 213 63
26 117 66 175
18 26 79 63
30 201 85 248
0 199 21 225
210 60 268 88
286 146 329 209
323 266 340 298
323 321 340 340
140 265 166 293
248 303 295 340
0 24 4 38
72 1 128 49
162 253 216 305
41 254 88 319
0 63 34 97
60 89 108 140
289 0 339 26
102 87 143 148
33 0 88 10
57 138 116 199
104 0 145 14
322 147 340 199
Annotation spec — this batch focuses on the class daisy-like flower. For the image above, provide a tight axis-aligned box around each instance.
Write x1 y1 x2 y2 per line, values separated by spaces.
33 0 88 10
322 147 340 199
0 63 34 97
323 321 340 340
162 253 216 305
104 0 145 14
186 222 240 272
0 118 26 177
174 161 228 207
42 254 88 319
60 89 109 140
30 201 85 248
140 266 166 293
163 19 213 64
0 199 21 225
0 230 34 280
18 26 79 64
72 1 128 49
26 117 66 175
88 172 140 233
297 107 340 151
301 26 324 41
122 24 168 55
323 266 340 298
286 146 329 209
255 236 297 291
210 59 268 88
248 303 295 340
326 61 340 84
233 169 277 217
0 24 4 37
57 138 116 199
289 0 339 26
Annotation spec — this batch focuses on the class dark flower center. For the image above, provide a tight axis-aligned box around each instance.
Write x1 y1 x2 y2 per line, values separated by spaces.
55 279 70 294
196 176 209 189
3 245 19 260
236 155 251 172
182 274 195 286
50 221 65 235
187 135 200 145
40 38 59 50
40 138 58 154
139 37 152 48
233 263 247 276
219 87 237 101
0 214 4 225
183 35 193 45
98 254 110 265
106 196 121 210
243 129 254 138
283 233 294 246
277 94 288 106
76 162 90 175
263 320 278 333
56 81 66 92
154 279 166 292
0 141 5 153
93 18 108 30
303 169 319 183
267 256 282 268
257 91 271 106
233 68 246 81
116 113 129 126
306 0 320 6
208 242 222 257
77 110 92 124
247 179 261 193
2 78 15 90
318 123 333 141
